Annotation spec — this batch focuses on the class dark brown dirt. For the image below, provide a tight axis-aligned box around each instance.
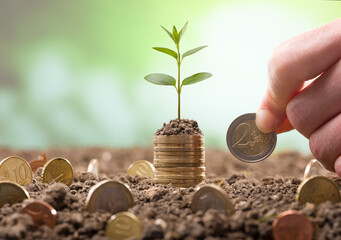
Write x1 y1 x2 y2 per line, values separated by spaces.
155 119 203 135
0 147 340 240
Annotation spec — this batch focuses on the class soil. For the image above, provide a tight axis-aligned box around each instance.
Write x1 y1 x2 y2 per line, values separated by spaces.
0 147 340 240
155 119 203 136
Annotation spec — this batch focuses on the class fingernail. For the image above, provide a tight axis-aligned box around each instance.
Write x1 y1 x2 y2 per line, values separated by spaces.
255 109 273 133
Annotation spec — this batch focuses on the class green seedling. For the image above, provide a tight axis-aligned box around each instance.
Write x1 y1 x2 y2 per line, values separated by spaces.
144 22 212 120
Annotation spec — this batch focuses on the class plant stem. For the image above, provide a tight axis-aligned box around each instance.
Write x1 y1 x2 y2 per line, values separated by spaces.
176 44 181 120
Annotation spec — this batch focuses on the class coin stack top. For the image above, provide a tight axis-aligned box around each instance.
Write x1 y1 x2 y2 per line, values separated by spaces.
153 134 205 187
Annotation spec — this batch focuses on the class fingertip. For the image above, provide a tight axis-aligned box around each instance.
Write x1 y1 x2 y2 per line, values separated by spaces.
256 109 283 133
334 156 341 177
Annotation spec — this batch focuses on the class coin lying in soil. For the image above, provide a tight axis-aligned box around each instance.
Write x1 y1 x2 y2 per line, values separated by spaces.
226 113 277 162
296 175 341 205
20 200 57 229
86 180 135 214
127 160 154 178
0 156 33 185
42 157 74 186
105 211 142 240
272 210 313 240
87 159 99 177
191 184 235 216
0 181 30 208
29 153 48 173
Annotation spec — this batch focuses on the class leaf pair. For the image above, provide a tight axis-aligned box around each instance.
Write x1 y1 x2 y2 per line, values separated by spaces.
161 21 188 45
144 72 212 87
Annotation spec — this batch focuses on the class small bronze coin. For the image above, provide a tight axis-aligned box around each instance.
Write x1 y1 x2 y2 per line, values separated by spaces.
86 180 134 214
0 181 30 208
272 210 313 240
29 153 47 173
226 113 277 162
191 184 235 216
0 156 33 185
296 175 341 205
87 159 99 177
105 211 142 240
42 157 74 186
20 200 57 229
127 160 154 178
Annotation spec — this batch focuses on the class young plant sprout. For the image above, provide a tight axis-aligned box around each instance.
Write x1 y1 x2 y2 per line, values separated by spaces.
144 22 212 120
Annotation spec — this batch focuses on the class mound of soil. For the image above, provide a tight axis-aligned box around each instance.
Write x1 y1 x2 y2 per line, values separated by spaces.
0 147 339 240
155 119 203 136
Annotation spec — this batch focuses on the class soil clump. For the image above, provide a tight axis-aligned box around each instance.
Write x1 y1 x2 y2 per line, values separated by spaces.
155 119 203 136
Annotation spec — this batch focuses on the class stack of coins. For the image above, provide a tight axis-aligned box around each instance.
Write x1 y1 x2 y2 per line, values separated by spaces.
153 135 205 187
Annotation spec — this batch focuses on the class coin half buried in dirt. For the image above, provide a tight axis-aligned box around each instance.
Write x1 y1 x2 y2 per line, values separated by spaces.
0 156 33 185
191 184 235 216
20 200 57 229
127 160 154 178
105 211 142 240
87 159 99 177
226 113 277 162
86 180 135 214
296 175 341 205
0 181 30 208
272 210 313 240
29 153 48 173
42 157 74 186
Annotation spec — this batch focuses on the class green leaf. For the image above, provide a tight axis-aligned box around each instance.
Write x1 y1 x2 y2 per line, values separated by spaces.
161 25 175 42
178 21 188 40
152 47 177 60
172 26 179 44
182 45 207 60
181 72 212 86
144 73 176 86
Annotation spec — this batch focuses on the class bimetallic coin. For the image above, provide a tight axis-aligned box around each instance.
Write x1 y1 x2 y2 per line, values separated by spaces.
0 156 33 185
42 157 74 186
20 200 57 229
127 160 154 178
105 212 142 240
296 175 341 205
226 113 277 163
0 181 30 208
303 159 328 180
191 184 235 216
272 210 313 240
86 180 134 214
87 159 99 177
29 153 47 173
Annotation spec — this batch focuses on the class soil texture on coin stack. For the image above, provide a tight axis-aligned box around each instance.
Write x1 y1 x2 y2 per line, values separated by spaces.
153 119 205 187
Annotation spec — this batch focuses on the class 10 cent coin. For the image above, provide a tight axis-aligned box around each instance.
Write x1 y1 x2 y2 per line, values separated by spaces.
0 156 33 185
226 113 277 162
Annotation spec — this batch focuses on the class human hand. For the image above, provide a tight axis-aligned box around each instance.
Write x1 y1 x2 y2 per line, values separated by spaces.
255 18 341 175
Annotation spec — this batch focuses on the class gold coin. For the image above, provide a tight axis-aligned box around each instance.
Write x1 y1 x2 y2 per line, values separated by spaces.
154 175 205 180
127 160 154 178
153 156 204 161
154 143 204 148
0 181 30 207
154 178 205 184
153 135 204 143
155 167 206 172
87 159 99 177
153 163 205 168
154 151 204 157
105 211 142 240
303 159 328 181
154 147 205 152
155 171 205 176
86 180 134 214
0 156 32 185
191 184 235 216
42 157 74 186
296 175 341 205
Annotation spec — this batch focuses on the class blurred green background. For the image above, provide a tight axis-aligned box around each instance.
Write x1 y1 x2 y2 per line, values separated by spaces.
0 0 340 151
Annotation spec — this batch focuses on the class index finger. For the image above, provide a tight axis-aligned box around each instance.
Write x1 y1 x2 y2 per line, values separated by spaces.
256 18 341 133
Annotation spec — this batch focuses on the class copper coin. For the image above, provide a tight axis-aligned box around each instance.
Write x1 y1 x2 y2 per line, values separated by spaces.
20 200 57 229
226 113 277 162
272 210 313 240
29 153 47 173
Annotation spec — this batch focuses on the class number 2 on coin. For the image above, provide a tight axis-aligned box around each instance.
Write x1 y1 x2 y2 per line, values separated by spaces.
232 123 250 148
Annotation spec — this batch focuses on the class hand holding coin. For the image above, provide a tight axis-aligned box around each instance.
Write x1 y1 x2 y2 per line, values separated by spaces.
226 113 277 162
